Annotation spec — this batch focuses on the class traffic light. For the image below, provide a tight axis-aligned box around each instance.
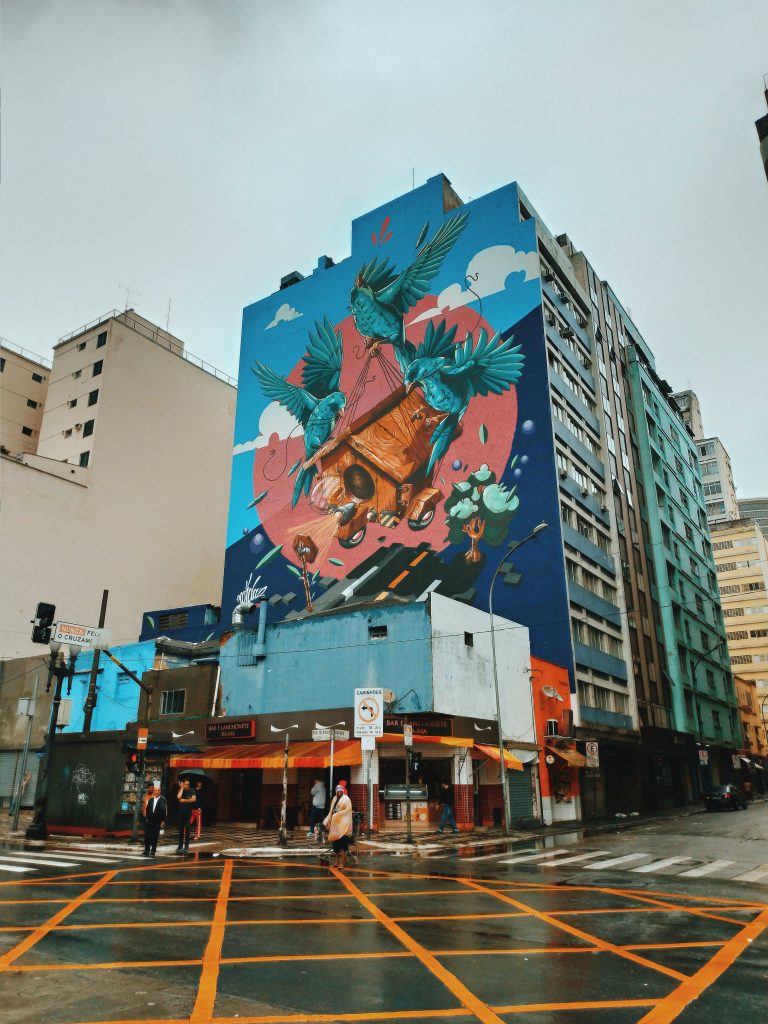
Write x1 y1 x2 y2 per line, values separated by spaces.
408 751 422 777
125 752 143 777
31 602 56 645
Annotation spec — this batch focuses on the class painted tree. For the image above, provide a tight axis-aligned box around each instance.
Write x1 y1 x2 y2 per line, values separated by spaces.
444 464 519 563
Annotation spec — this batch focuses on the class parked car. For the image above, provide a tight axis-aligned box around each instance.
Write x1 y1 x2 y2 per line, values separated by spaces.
703 784 749 811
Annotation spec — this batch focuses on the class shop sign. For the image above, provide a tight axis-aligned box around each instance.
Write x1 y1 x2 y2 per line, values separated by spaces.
384 715 453 737
136 727 148 749
206 719 256 742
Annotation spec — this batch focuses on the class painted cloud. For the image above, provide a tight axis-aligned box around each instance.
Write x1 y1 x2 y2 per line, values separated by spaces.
232 401 304 455
265 302 302 330
409 245 540 325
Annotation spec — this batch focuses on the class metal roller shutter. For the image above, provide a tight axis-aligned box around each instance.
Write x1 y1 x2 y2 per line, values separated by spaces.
507 764 535 825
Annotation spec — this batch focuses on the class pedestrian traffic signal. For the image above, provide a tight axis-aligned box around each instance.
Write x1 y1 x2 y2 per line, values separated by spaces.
31 602 56 644
125 752 143 777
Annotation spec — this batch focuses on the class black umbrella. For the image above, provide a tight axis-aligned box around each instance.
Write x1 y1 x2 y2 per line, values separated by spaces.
178 768 214 783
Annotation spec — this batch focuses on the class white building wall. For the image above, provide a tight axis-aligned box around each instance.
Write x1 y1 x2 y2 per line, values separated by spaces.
428 592 534 744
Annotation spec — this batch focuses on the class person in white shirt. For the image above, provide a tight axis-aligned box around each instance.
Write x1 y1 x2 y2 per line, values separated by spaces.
308 776 327 839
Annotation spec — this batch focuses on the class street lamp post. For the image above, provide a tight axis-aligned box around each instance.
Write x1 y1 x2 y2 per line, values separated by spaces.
26 642 78 840
270 723 298 846
489 522 548 835
314 720 346 807
689 639 726 796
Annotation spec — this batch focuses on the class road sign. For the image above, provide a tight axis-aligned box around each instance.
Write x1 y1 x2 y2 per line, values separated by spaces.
361 735 376 751
137 727 149 749
585 741 599 768
354 687 384 737
698 748 709 764
312 728 350 741
53 621 101 649
403 723 413 747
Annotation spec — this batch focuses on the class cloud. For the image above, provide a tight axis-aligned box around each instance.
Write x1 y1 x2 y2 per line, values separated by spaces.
265 302 302 330
409 245 540 324
233 401 303 455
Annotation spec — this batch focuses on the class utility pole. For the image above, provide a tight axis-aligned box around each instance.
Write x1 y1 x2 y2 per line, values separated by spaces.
83 589 109 733
12 675 39 832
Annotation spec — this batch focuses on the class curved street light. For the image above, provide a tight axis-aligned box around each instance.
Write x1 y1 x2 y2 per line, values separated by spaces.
490 522 548 835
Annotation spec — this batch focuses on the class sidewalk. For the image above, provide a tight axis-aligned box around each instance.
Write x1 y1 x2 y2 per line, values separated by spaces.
0 799 735 857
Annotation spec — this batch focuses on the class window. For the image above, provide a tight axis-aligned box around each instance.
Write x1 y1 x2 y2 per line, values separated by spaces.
703 482 722 496
726 630 749 640
731 655 752 665
77 341 86 351
713 539 733 551
369 625 387 640
0 357 4 371
464 631 474 647
159 689 186 715
92 360 103 377
68 399 78 408
96 331 107 348
83 419 94 438
88 389 99 406
21 426 33 437
79 450 90 467
26 398 38 409
750 629 768 638
32 372 44 383
717 562 737 573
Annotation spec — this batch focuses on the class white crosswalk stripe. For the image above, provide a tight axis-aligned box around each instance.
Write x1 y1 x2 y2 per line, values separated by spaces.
587 853 652 870
732 864 768 883
0 863 33 874
678 859 734 878
498 849 583 866
0 853 82 868
629 856 692 874
541 850 611 867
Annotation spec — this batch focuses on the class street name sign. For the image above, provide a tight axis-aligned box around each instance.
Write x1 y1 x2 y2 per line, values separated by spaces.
312 728 350 741
53 622 101 649
354 688 383 737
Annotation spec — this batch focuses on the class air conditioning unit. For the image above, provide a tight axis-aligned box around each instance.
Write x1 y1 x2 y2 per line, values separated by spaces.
559 469 568 479
545 719 559 737
545 313 556 326
543 268 555 281
560 326 574 339
580 487 589 496
600 503 608 513
75 423 83 430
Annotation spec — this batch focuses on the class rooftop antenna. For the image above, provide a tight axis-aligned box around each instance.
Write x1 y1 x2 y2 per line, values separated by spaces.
118 284 141 311
165 298 172 333
412 167 415 190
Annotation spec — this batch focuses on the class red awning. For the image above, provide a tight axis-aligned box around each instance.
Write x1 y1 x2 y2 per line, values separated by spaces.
471 743 523 771
545 744 587 768
170 739 362 770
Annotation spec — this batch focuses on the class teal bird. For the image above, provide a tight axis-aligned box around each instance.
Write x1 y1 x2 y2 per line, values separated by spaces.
252 317 345 507
404 328 525 474
350 210 469 372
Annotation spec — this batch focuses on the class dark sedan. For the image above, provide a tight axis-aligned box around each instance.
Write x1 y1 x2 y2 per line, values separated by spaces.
703 783 749 811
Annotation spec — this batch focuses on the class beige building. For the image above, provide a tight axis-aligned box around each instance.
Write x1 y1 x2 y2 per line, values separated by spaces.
1 310 236 660
671 389 739 526
0 340 50 454
712 518 768 709
733 675 767 761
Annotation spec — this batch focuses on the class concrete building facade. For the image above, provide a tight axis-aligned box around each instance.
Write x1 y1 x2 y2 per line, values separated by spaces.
1 309 237 662
0 340 50 454
737 497 768 542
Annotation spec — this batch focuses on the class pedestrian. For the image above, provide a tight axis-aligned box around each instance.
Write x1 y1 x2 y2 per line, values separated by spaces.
175 778 196 855
437 781 459 834
323 783 353 870
307 775 327 839
143 781 167 857
742 778 753 802
190 781 204 839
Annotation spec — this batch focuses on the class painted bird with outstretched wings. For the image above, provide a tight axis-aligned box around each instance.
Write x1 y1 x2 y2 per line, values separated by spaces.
350 211 469 371
403 327 525 473
252 317 345 507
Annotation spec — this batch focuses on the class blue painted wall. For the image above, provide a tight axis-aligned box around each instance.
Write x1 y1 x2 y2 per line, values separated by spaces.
222 174 575 686
222 602 432 717
139 604 221 644
61 641 156 733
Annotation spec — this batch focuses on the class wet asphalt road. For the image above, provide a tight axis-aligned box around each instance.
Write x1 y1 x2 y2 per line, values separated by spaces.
0 807 766 1024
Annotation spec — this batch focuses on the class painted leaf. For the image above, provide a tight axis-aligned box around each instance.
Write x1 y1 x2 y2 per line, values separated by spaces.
256 544 283 569
439 474 446 485
381 231 392 244
145 615 155 628
371 232 377 246
246 490 268 508
329 557 344 567
415 221 429 250
378 215 390 241
287 460 302 477
479 424 488 444
286 565 303 578
205 632 215 641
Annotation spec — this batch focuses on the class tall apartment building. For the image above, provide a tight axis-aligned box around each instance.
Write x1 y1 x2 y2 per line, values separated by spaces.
671 389 739 525
737 497 768 542
0 340 50 454
1 309 236 661
711 518 768 709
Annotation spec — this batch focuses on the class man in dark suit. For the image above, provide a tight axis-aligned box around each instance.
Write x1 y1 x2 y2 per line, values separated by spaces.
143 781 167 857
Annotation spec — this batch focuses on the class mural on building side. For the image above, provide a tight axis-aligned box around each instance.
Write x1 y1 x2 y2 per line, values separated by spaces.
223 178 575 681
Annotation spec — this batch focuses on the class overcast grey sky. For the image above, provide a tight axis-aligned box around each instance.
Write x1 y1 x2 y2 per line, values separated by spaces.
2 0 767 493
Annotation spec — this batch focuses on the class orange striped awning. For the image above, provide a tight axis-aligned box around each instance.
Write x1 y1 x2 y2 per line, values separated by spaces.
472 743 523 771
170 739 362 770
376 733 523 770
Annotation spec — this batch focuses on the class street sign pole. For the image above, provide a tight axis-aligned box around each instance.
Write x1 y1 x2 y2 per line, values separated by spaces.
329 730 335 801
12 675 38 832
